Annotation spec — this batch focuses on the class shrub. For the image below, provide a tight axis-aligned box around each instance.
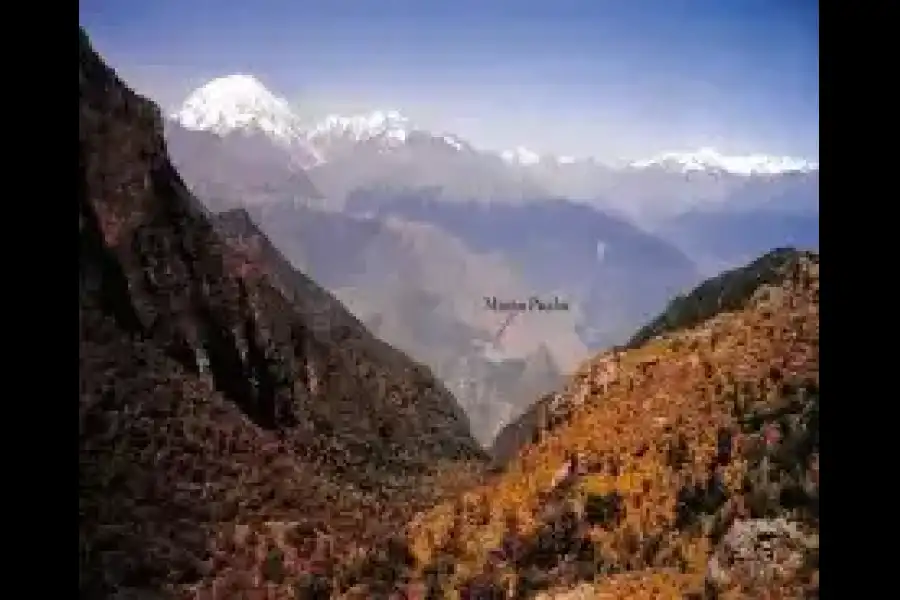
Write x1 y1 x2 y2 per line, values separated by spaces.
584 491 625 529
262 546 285 584
295 572 332 600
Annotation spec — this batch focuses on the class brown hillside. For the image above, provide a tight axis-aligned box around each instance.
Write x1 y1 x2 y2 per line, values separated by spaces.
79 27 485 599
409 251 819 599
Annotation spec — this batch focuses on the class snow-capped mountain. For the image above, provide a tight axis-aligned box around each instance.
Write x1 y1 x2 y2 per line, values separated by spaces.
629 147 817 175
305 109 475 160
174 74 301 140
500 147 585 167
171 74 321 167
307 110 411 144
167 73 818 220
500 146 542 166
171 74 816 180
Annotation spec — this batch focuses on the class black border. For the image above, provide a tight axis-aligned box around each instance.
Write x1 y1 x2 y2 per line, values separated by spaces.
0 8 73 592
820 0 894 595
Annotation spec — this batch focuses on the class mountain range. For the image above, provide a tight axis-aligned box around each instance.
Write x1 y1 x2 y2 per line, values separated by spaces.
81 29 819 598
170 74 818 219
165 73 817 446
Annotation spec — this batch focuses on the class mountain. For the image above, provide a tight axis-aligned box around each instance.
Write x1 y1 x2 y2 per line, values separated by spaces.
169 74 817 221
169 79 551 206
164 120 324 212
306 131 550 206
493 247 818 462
515 160 816 228
345 192 703 350
500 146 544 166
79 28 485 599
229 199 585 445
173 73 321 168
626 248 819 349
305 110 475 160
655 209 819 276
167 73 818 242
644 169 819 273
628 147 818 175
506 156 818 276
412 248 819 598
164 73 816 446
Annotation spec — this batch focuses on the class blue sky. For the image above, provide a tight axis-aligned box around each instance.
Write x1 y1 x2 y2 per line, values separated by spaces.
80 0 818 162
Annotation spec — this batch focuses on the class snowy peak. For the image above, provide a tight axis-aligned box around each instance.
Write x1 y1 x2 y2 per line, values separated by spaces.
501 146 542 166
171 75 816 177
172 74 321 166
500 147 587 167
306 110 477 158
629 147 818 175
174 74 302 140
307 110 412 143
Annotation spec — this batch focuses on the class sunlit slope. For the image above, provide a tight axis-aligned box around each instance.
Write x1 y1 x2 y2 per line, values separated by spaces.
407 250 819 599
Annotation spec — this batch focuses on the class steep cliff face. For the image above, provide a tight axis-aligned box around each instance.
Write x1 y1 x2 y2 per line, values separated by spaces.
209 206 480 455
79 28 484 599
413 249 818 599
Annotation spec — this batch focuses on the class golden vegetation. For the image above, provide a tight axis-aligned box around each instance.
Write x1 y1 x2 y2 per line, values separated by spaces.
81 26 818 598
407 252 819 599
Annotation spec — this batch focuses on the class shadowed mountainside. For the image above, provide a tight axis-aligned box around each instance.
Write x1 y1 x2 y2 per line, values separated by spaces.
212 200 583 446
79 27 485 599
409 249 818 599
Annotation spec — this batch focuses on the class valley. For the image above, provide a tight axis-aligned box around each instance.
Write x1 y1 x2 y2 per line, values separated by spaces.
78 3 818 596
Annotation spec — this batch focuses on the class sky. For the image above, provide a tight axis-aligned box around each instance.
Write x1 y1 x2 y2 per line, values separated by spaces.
79 0 818 162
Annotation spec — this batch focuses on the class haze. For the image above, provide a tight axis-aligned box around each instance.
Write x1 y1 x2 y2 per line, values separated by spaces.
79 0 818 163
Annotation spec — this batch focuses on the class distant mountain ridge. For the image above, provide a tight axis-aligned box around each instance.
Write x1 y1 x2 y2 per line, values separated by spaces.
345 192 703 351
629 146 817 175
166 74 818 254
170 74 817 180
656 209 819 276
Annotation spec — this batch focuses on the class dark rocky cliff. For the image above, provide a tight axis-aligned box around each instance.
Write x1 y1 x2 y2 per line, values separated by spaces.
79 27 484 598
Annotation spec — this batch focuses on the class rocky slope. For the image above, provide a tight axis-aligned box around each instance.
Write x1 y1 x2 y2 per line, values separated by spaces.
408 249 819 599
79 27 485 599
